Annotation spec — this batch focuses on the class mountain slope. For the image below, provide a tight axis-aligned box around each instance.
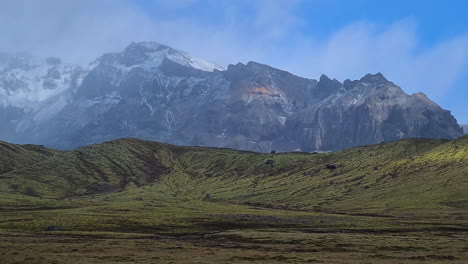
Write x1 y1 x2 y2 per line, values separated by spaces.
0 53 85 144
0 42 462 151
0 53 84 108
1 136 466 213
0 141 59 175
287 74 462 150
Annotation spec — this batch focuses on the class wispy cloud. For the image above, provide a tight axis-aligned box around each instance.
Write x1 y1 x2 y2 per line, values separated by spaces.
0 0 156 64
280 20 468 98
251 0 304 39
1 0 467 120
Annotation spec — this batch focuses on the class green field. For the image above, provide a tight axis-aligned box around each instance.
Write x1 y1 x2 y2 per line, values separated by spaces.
0 136 467 263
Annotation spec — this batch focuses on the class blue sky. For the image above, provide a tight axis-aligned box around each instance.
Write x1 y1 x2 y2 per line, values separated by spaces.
133 0 468 123
1 0 467 123
138 0 468 47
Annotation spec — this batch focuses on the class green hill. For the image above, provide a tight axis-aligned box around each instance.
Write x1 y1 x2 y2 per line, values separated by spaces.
0 141 59 174
1 136 467 212
0 137 467 263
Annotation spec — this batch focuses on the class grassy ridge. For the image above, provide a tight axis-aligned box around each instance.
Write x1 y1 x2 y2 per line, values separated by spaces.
1 136 466 213
0 141 58 174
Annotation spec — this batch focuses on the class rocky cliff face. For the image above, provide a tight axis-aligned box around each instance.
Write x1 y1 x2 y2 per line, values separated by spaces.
286 74 462 151
0 42 463 151
462 125 468 135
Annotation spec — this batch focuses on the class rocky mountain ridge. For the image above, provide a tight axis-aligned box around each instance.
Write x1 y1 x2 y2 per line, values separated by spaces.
0 42 463 152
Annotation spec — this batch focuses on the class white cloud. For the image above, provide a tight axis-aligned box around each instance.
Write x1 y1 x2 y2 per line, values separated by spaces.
0 0 157 64
0 0 307 66
252 0 304 39
0 0 467 121
273 20 468 105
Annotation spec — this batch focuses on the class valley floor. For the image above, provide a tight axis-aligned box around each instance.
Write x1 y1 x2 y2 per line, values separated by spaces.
1 199 468 264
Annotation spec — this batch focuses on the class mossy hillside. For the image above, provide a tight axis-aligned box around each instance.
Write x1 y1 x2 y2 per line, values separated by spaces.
0 141 59 174
0 138 467 263
0 139 175 197
147 137 468 213
0 136 467 214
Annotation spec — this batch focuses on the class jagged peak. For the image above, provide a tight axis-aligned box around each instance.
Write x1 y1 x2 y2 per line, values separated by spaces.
343 79 359 90
226 62 245 72
245 61 283 73
97 41 224 72
410 92 437 106
227 61 296 78
412 92 428 98
318 74 342 86
319 74 331 81
360 72 388 83
246 61 266 67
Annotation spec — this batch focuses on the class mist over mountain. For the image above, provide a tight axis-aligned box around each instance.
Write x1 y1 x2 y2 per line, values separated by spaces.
0 42 463 152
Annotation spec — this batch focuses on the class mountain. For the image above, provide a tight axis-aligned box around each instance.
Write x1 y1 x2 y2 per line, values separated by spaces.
0 42 463 152
0 52 85 143
287 74 462 150
0 53 84 107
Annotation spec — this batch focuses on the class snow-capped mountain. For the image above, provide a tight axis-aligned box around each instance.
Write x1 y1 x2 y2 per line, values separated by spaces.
0 53 84 109
0 53 86 142
0 42 463 151
88 42 223 81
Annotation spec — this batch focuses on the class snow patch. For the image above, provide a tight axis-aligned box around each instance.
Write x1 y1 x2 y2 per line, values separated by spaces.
102 42 224 75
167 51 223 72
277 116 286 125
0 55 83 109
